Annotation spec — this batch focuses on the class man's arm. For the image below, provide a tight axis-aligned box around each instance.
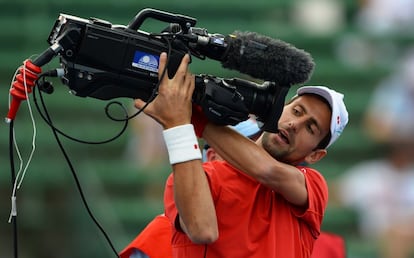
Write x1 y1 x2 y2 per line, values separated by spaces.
134 53 218 243
173 160 218 243
203 123 308 207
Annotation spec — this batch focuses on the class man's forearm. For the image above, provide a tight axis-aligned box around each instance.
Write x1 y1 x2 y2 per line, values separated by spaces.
172 160 218 244
203 123 309 206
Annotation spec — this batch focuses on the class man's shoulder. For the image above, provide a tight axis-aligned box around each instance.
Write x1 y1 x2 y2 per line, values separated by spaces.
297 166 328 187
297 166 323 176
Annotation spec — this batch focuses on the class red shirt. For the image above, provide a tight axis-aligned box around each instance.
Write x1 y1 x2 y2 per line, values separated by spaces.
164 160 328 258
311 232 346 258
119 215 173 258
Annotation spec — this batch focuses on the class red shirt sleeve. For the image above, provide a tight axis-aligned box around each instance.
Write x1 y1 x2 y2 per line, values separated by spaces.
293 166 329 237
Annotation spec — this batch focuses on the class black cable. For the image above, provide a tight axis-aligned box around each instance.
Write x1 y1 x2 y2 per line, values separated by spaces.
8 120 18 258
33 84 120 258
33 78 129 145
19 33 177 258
29 38 174 256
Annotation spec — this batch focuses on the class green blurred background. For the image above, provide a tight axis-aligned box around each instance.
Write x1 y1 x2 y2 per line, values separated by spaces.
1 0 412 257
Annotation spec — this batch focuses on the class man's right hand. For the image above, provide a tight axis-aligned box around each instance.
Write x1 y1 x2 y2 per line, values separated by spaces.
134 52 195 129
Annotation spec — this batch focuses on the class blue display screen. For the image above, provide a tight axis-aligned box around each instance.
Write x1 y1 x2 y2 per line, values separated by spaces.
132 50 159 72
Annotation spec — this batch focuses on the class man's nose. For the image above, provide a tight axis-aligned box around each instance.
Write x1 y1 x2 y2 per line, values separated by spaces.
287 121 297 132
288 117 307 131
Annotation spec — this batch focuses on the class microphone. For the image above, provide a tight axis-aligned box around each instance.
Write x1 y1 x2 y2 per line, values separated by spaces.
223 31 314 85
191 30 315 86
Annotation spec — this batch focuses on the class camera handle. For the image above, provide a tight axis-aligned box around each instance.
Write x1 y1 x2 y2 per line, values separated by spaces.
127 8 197 32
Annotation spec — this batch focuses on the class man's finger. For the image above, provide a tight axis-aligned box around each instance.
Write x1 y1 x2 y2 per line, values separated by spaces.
184 72 195 97
158 52 168 81
176 54 191 75
134 99 147 110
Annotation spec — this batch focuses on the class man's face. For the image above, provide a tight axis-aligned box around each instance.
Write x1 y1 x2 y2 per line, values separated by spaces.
260 94 331 165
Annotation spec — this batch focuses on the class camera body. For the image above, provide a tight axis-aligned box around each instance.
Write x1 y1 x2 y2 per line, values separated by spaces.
48 12 192 101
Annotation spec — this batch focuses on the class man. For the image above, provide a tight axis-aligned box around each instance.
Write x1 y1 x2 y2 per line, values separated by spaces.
134 53 348 257
120 119 346 258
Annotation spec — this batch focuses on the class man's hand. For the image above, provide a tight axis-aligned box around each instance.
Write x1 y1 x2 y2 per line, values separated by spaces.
134 52 195 129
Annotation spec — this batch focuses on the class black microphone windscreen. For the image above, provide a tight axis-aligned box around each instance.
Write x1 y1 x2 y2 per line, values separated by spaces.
222 31 314 86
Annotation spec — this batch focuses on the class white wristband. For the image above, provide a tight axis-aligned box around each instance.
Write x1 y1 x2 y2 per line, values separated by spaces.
163 124 202 165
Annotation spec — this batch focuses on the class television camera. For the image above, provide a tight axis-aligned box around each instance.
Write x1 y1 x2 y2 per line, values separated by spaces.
8 8 314 132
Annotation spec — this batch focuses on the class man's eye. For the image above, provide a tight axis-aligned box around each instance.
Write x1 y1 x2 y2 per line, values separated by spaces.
293 108 301 115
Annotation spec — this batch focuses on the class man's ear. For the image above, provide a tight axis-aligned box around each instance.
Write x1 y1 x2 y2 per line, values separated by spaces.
304 149 327 164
